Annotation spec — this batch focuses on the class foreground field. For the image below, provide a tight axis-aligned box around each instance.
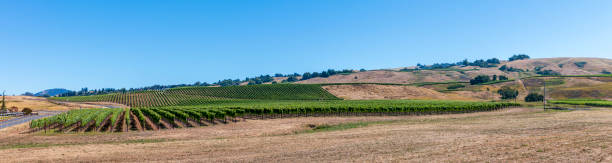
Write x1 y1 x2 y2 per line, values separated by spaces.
2 107 612 162
29 100 517 133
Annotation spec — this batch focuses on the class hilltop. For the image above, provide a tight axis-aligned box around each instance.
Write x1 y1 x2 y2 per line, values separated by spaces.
33 88 71 97
296 57 612 101
297 57 612 84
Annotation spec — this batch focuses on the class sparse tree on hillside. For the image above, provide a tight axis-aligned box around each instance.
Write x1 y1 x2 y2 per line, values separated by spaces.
574 62 587 68
498 86 518 100
498 75 509 80
525 93 544 102
286 76 299 82
486 58 500 64
470 75 491 85
302 72 312 80
508 54 530 61
461 59 469 66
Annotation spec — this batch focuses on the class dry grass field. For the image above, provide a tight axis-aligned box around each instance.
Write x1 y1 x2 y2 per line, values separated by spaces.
2 96 102 111
322 84 479 100
2 107 612 162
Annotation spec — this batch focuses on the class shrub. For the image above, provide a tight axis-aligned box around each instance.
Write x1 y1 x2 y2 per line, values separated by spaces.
470 75 491 85
499 65 524 72
22 108 33 115
509 54 530 61
536 70 561 76
486 58 500 64
498 75 509 80
525 93 544 102
498 86 518 100
447 84 465 90
574 62 587 68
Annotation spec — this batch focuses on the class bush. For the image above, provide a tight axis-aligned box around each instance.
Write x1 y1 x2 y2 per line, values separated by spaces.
498 75 509 80
525 93 544 102
499 65 524 72
602 70 611 74
486 58 500 64
509 54 530 61
22 108 33 115
498 86 518 100
536 70 561 76
574 62 587 68
447 84 465 90
470 75 491 85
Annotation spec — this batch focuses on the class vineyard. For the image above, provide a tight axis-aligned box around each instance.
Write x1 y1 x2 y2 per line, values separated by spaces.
49 84 340 107
29 100 519 132
35 84 523 133
549 99 612 107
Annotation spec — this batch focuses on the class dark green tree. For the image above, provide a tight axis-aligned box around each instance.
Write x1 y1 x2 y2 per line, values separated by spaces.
470 75 491 85
286 76 299 82
486 58 500 64
498 75 509 80
498 86 518 100
525 93 544 102
509 54 530 61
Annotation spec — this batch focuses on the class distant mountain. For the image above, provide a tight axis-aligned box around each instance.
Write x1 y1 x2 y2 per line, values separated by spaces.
35 88 71 97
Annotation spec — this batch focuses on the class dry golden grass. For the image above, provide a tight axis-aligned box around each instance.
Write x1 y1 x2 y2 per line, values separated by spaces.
322 84 478 100
297 58 611 85
504 57 612 75
1 96 96 111
3 108 612 162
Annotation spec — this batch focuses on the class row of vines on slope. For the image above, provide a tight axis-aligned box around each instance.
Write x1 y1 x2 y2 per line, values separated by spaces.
49 84 340 107
30 100 519 133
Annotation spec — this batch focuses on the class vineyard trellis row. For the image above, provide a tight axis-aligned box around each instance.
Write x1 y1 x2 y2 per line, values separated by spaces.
49 84 341 107
29 100 519 133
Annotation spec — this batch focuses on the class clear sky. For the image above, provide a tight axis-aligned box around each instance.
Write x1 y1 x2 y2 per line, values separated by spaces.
1 0 611 94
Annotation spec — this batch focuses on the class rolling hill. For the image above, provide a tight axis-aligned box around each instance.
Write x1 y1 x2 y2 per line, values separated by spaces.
297 57 612 101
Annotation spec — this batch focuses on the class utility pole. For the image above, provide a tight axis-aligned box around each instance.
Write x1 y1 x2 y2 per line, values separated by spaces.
1 91 6 113
543 79 546 110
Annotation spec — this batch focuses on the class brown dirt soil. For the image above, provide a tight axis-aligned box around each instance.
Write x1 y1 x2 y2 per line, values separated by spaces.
4 108 612 162
129 112 144 131
322 84 478 100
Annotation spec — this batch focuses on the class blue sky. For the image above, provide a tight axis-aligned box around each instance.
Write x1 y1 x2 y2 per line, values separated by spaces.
1 0 611 94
